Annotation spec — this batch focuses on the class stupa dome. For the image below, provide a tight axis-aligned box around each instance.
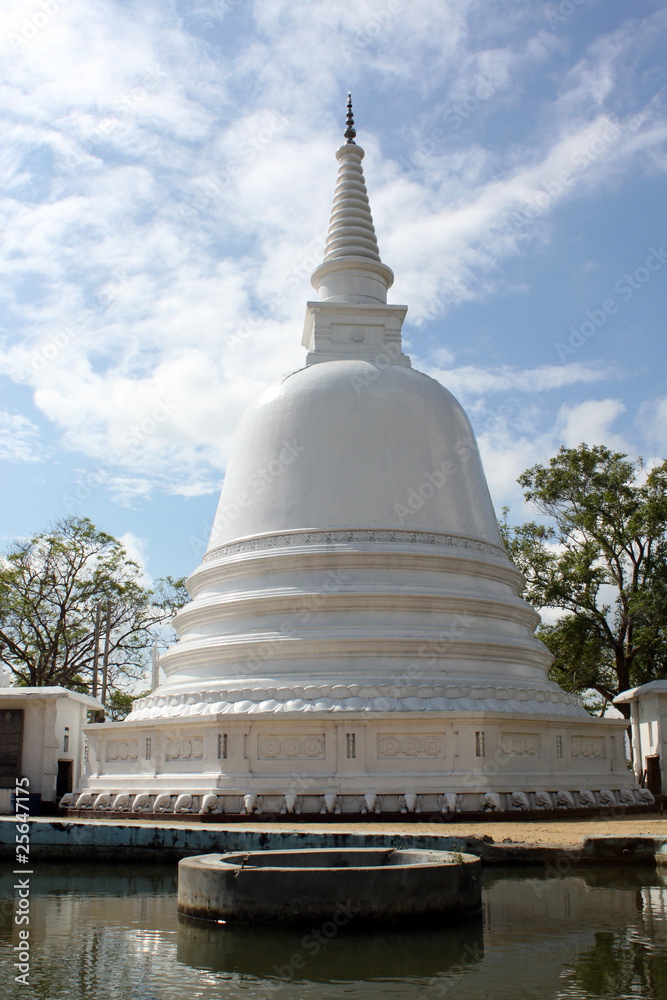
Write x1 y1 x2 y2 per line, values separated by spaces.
205 360 504 552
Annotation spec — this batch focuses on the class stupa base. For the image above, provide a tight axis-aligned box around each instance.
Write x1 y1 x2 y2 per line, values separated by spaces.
66 709 648 816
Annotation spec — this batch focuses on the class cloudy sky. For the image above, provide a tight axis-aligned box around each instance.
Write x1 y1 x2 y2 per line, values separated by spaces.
1 0 666 583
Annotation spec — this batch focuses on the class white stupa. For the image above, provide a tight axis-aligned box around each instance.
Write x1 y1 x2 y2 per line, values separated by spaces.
73 99 641 817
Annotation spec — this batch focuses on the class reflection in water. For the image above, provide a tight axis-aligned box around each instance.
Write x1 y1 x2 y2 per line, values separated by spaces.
177 910 483 981
562 931 667 999
1 863 667 999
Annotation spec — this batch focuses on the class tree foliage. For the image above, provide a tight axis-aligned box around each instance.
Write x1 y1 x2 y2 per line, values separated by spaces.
0 516 187 711
502 444 667 716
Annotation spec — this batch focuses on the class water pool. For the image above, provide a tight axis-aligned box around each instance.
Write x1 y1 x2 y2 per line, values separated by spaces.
2 863 667 999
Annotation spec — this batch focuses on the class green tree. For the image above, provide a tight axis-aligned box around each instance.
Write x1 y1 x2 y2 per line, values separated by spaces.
0 516 187 714
502 444 667 716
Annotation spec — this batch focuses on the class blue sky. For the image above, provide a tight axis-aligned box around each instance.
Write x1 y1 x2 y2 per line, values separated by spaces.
1 0 666 585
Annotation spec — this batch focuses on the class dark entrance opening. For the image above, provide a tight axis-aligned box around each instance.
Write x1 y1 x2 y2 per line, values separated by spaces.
56 760 73 802
645 754 661 797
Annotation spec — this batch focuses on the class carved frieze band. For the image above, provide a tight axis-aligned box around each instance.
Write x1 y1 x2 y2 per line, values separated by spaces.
204 529 507 563
166 738 203 760
258 736 325 760
378 734 445 758
107 740 139 761
499 733 539 756
570 737 605 759
130 682 585 720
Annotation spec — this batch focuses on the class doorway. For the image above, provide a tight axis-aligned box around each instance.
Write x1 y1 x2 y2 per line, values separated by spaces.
56 760 73 802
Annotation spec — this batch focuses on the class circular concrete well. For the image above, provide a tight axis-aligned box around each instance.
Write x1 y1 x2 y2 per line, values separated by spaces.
177 847 481 924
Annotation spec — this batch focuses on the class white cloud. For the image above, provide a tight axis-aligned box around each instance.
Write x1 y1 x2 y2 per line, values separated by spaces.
553 7 667 117
556 399 630 451
118 531 152 586
0 0 664 514
381 112 654 320
475 398 634 521
639 396 667 461
0 411 44 462
422 361 613 399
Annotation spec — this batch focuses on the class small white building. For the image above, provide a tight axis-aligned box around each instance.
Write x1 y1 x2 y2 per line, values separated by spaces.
615 681 667 795
0 687 103 814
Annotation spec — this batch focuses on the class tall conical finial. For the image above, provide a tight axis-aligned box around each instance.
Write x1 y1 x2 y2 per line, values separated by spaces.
344 92 356 144
302 104 409 367
308 94 395 301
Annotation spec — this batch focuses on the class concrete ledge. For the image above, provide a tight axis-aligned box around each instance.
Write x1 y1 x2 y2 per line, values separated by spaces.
2 817 666 867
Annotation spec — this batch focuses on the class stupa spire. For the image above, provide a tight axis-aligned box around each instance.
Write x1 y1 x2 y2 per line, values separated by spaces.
302 96 409 368
309 95 394 304
344 92 356 143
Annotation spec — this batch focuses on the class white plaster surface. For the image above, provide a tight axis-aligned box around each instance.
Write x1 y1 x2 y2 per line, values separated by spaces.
75 134 638 812
0 688 102 811
616 680 667 794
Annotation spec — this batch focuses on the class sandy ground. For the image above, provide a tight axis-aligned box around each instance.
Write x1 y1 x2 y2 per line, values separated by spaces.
53 812 667 848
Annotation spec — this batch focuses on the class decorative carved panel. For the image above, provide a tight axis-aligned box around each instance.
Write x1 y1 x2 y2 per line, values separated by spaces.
205 529 504 564
377 734 445 758
499 733 539 756
571 737 605 759
257 736 325 760
166 738 203 760
106 740 138 761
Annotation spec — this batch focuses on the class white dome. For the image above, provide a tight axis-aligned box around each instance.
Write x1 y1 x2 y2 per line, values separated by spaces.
206 359 503 554
132 135 570 721
143 351 566 717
